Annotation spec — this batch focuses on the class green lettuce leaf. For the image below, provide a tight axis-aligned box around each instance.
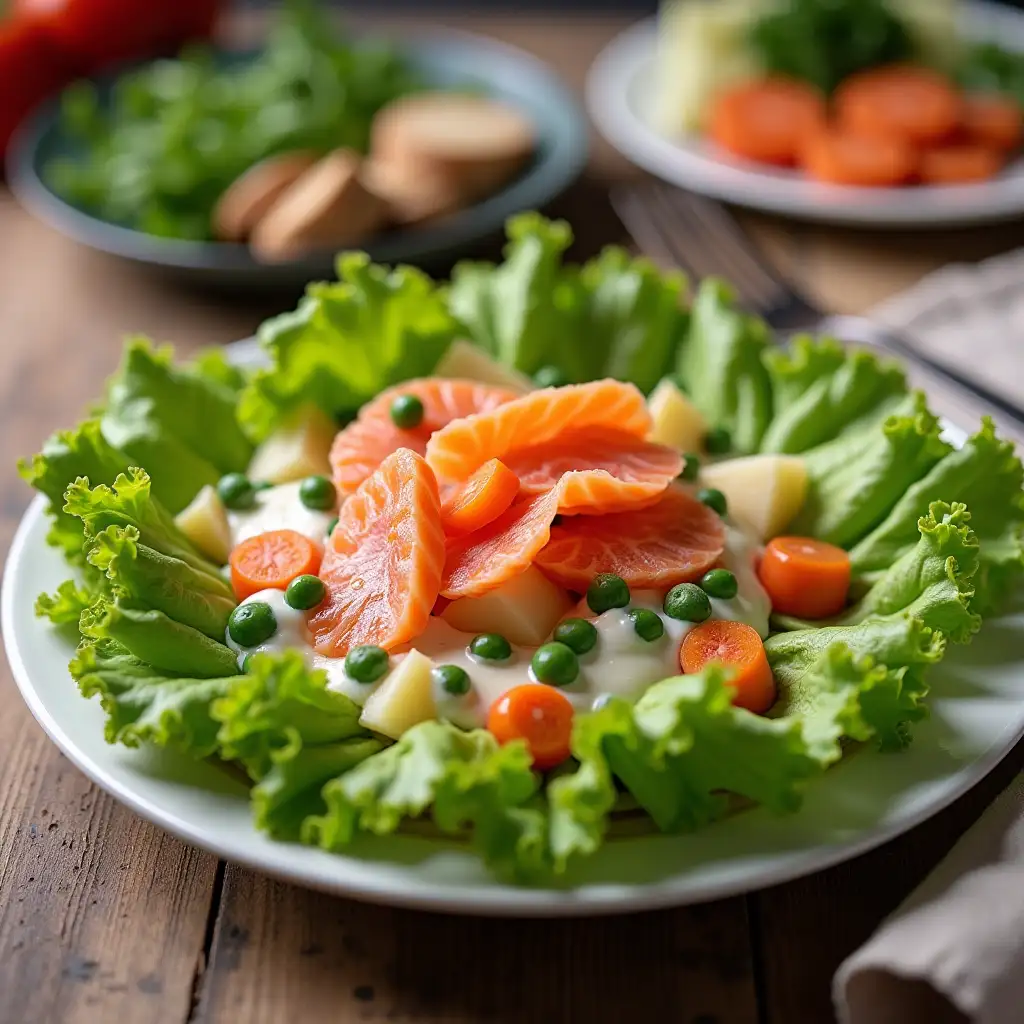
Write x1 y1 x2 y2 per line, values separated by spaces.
18 419 130 561
100 338 252 512
791 391 952 547
849 419 1024 612
35 579 95 625
239 253 459 440
85 524 235 639
301 720 547 881
677 279 773 453
212 650 369 780
71 639 235 755
760 336 906 454
79 597 239 678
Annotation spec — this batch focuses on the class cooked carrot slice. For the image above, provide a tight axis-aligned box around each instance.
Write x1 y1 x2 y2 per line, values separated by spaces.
835 65 961 145
441 458 521 535
679 620 776 714
709 77 827 166
487 683 574 771
757 536 851 619
229 529 322 602
962 95 1023 151
920 144 1005 185
800 127 917 187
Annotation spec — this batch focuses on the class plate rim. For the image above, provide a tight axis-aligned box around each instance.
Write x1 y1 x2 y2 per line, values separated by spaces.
585 0 1024 229
6 24 589 276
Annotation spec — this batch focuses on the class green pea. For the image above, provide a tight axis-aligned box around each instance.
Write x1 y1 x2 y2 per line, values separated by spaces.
390 394 424 429
701 568 738 600
241 653 255 673
345 645 390 683
285 574 326 610
698 487 728 516
533 365 569 389
663 583 712 623
553 617 598 655
326 517 338 537
679 453 701 481
704 427 732 454
228 601 276 646
433 664 471 697
531 642 579 687
469 633 512 661
217 472 256 510
628 608 665 642
586 573 630 615
299 475 336 511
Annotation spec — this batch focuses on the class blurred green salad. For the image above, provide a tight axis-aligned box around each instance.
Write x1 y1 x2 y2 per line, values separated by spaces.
45 0 420 240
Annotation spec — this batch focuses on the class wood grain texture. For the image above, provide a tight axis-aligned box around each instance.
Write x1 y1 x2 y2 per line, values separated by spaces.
195 865 760 1024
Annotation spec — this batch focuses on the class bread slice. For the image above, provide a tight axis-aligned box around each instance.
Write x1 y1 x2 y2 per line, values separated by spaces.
213 151 319 242
360 158 462 226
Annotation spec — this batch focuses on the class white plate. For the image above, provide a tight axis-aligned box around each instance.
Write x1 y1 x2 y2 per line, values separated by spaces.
586 1 1024 228
6 340 1024 915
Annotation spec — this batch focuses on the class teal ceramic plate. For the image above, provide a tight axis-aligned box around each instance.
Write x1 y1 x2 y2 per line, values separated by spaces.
6 29 588 291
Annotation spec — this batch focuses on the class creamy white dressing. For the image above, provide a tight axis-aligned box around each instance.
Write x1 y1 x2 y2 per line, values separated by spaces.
227 481 335 549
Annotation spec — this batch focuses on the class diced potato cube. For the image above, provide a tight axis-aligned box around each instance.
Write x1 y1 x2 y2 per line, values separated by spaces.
433 339 533 392
647 379 709 454
175 485 232 564
701 454 808 541
247 404 336 485
442 566 572 647
359 649 437 740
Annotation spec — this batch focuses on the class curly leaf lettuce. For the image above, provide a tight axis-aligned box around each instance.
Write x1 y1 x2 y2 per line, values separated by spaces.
35 579 95 626
760 337 906 454
239 254 459 440
849 419 1024 613
791 391 952 547
677 279 773 453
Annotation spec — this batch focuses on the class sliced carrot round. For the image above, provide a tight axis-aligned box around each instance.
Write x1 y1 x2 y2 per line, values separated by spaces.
920 144 1004 185
425 380 651 484
835 65 961 145
758 536 851 619
679 620 776 715
441 458 521 535
330 378 519 496
535 485 725 591
229 529 322 602
503 427 682 514
488 683 575 771
709 77 826 166
962 94 1023 151
800 127 917 187
309 448 445 655
442 489 561 599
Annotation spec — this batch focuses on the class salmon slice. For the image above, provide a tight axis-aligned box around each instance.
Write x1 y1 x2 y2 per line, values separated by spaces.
309 448 445 655
535 485 726 591
425 380 652 483
330 377 519 496
503 427 682 514
441 489 561 599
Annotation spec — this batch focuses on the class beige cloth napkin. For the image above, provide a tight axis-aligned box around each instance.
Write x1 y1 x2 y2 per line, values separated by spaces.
834 257 1024 1024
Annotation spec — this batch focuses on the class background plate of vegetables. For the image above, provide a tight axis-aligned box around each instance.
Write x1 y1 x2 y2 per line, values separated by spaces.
5 2 588 290
587 0 1024 227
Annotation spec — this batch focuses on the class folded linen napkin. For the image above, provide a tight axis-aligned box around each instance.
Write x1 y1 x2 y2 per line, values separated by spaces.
835 256 1024 1024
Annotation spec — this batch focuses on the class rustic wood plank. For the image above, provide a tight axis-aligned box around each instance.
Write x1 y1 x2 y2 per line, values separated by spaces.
196 864 761 1024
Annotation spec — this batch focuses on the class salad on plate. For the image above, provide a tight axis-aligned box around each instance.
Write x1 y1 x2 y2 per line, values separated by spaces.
19 213 1024 883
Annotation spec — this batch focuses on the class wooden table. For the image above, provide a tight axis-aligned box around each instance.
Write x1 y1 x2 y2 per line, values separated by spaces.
2 15 1024 1024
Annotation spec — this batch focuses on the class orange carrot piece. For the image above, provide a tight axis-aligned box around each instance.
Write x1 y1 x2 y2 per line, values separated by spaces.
835 65 962 145
757 536 850 619
800 127 917 187
920 144 1004 185
962 95 1023 151
229 529 322 602
679 620 776 715
487 683 574 770
440 458 520 535
709 77 826 167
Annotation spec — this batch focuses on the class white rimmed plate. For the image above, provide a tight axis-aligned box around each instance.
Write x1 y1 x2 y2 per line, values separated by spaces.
586 1 1024 228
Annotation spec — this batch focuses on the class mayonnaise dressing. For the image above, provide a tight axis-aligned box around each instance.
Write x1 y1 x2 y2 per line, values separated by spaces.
227 480 335 549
